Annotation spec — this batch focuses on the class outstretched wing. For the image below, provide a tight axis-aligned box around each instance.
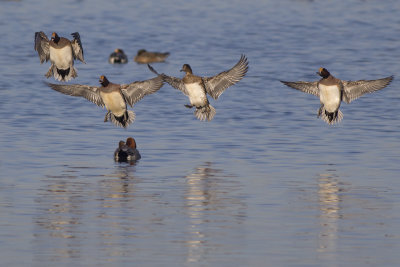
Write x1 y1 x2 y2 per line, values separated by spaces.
147 64 188 96
71 32 85 63
280 80 319 97
34 31 50 64
342 76 393 103
202 54 249 100
120 76 163 107
163 75 188 96
46 82 104 107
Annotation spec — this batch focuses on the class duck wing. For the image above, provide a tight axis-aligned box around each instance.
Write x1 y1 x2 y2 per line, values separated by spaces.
203 54 249 100
120 75 163 107
34 31 50 64
342 76 393 103
280 80 319 97
71 32 85 63
147 64 188 96
46 82 104 107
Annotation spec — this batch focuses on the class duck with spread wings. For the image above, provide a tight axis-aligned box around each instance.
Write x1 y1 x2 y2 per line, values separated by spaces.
148 55 248 121
46 75 163 128
281 68 393 124
35 31 85 82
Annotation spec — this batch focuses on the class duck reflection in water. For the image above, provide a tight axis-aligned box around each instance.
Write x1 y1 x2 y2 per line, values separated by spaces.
317 170 349 265
183 162 246 264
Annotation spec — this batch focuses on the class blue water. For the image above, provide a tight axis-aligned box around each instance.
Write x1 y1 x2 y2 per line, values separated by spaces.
0 0 399 266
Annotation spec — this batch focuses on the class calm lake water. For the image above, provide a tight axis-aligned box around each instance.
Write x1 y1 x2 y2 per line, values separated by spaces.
0 0 399 266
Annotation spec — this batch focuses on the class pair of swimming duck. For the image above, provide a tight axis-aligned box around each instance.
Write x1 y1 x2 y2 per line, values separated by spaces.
114 137 141 163
35 31 393 126
108 48 170 64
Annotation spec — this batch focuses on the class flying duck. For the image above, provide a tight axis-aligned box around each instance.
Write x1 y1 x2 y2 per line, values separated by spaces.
34 31 85 82
148 54 249 121
46 75 163 128
114 137 141 162
109 48 128 64
134 49 170 64
281 68 393 124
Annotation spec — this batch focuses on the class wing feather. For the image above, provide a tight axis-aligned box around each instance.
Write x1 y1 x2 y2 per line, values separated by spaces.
280 80 319 97
203 55 249 100
120 76 163 106
147 64 188 96
342 76 393 103
71 32 85 63
34 31 50 64
46 82 104 107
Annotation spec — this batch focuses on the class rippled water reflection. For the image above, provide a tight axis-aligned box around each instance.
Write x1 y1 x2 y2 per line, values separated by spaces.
0 0 400 266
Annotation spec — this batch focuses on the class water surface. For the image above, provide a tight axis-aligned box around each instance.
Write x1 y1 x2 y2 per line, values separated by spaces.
0 0 399 266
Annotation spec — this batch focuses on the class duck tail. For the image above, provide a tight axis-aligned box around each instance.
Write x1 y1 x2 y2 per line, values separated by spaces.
318 107 343 125
51 66 77 82
194 104 216 121
109 110 135 128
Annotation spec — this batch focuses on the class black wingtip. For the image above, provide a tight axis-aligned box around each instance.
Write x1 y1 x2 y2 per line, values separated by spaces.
71 32 80 38
147 64 158 75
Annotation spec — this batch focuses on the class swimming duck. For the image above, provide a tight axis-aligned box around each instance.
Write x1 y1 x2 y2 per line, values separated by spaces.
109 48 128 64
34 31 85 82
114 140 129 162
114 138 141 162
125 137 141 161
46 75 163 128
148 55 248 121
281 68 393 124
134 49 170 64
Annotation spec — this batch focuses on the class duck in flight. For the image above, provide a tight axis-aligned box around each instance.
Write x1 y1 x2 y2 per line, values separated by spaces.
281 68 393 124
148 55 249 121
46 75 163 128
34 31 85 82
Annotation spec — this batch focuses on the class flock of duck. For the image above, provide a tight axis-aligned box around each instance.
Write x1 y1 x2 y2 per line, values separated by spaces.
34 31 394 162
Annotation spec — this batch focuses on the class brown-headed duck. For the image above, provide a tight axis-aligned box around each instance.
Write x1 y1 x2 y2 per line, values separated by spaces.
34 31 85 82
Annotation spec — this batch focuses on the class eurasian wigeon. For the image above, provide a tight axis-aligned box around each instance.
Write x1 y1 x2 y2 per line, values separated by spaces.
109 48 128 64
34 31 85 82
281 68 393 124
134 49 170 64
46 74 163 128
148 55 248 121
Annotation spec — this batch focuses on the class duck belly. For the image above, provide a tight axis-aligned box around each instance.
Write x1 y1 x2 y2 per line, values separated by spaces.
50 45 73 69
185 83 207 107
100 92 126 117
319 84 341 112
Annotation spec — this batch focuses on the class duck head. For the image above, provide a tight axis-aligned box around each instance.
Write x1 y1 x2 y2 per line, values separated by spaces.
118 141 125 149
180 64 193 74
51 32 60 44
99 75 110 87
137 49 146 56
126 137 137 149
317 67 330 78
